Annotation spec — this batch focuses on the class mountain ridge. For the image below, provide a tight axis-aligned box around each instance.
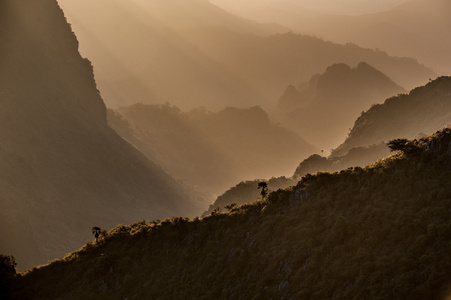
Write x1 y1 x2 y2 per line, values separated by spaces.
298 0 451 75
109 104 316 198
332 76 451 157
272 61 405 150
57 0 434 110
0 0 205 271
10 128 451 299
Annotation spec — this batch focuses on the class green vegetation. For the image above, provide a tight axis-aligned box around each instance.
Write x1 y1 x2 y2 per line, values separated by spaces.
11 128 451 299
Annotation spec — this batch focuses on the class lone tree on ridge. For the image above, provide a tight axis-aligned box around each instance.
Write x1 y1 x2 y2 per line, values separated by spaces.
258 181 268 200
91 226 102 241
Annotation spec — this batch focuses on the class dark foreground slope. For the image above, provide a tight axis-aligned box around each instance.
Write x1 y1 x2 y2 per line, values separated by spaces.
0 0 204 270
11 129 451 299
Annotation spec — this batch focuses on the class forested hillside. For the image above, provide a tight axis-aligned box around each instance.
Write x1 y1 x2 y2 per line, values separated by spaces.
10 129 451 299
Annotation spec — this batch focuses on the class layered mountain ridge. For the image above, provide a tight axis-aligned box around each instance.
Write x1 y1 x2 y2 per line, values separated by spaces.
0 0 204 271
109 104 315 198
210 0 451 76
333 76 451 157
289 76 451 179
272 62 405 150
58 0 434 110
210 77 451 213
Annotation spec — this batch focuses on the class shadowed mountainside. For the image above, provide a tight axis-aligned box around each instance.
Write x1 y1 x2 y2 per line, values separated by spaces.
272 62 405 150
0 0 204 271
332 76 451 158
10 129 451 299
291 76 451 179
294 77 451 178
57 0 433 110
108 104 315 198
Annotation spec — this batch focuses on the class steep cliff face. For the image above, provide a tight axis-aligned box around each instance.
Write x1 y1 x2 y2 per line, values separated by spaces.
0 0 106 125
0 0 204 271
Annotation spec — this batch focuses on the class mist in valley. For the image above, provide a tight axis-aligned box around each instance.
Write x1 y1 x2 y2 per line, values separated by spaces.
210 0 451 75
108 104 315 199
53 0 438 202
209 0 410 16
57 0 433 111
2 0 451 289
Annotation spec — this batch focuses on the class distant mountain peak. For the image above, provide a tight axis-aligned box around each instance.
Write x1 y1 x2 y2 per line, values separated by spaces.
273 62 405 150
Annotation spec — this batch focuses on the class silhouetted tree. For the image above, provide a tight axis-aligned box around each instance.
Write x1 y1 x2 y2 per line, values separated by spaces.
91 226 102 241
387 138 421 153
0 255 17 298
0 255 16 275
258 181 268 200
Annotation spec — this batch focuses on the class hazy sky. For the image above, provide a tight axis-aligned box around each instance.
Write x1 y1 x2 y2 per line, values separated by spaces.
209 0 410 16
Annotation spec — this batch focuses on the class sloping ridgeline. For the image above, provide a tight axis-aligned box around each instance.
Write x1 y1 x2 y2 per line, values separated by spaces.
292 76 451 179
11 129 451 299
0 0 204 271
333 76 451 157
